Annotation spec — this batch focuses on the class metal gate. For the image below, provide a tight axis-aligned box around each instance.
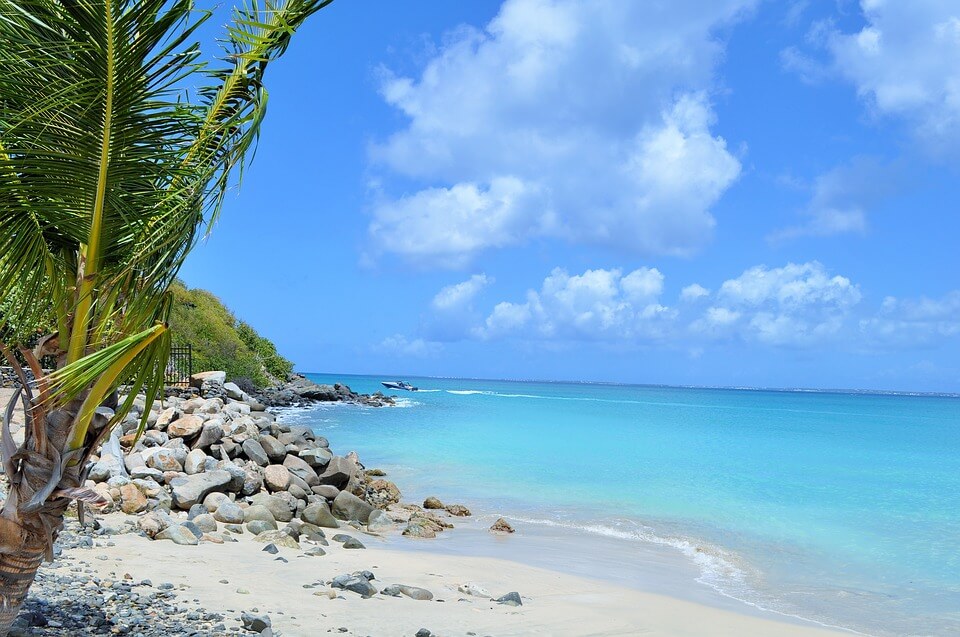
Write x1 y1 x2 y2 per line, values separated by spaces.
166 345 192 387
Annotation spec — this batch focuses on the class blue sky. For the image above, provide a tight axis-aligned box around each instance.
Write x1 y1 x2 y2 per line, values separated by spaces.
179 0 960 392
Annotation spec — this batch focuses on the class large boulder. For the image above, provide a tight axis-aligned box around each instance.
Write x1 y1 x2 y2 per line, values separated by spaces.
213 501 245 525
316 456 354 490
331 491 374 523
170 470 232 510
365 480 401 509
263 465 290 492
258 435 286 464
282 454 319 486
119 483 148 514
299 447 332 471
167 414 204 438
193 421 223 449
250 493 294 523
301 502 338 528
241 439 269 467
190 370 226 388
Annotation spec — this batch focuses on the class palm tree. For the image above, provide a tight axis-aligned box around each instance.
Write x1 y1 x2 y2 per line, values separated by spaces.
0 0 332 630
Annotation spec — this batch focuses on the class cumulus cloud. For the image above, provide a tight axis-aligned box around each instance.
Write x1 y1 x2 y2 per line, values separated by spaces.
432 274 493 311
691 261 862 345
376 334 442 358
860 291 960 346
680 283 710 302
769 157 901 242
475 266 674 340
788 1 960 149
369 0 752 266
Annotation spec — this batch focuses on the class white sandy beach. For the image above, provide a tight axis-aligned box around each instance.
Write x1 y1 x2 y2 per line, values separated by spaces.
77 512 852 637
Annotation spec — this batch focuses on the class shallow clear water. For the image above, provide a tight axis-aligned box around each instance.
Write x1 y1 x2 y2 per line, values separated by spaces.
285 374 960 636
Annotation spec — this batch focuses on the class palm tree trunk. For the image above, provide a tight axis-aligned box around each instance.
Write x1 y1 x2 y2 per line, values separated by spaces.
0 546 46 634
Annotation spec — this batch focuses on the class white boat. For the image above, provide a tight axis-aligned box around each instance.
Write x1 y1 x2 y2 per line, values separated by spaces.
381 380 418 391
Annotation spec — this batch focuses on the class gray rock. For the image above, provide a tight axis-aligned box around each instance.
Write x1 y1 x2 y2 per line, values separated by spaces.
188 503 207 519
240 611 271 633
203 492 231 513
304 546 326 557
415 630 431 637
155 523 201 546
246 520 277 535
380 584 401 597
263 465 291 492
170 470 231 510
213 501 245 524
192 513 218 533
342 537 365 549
331 491 374 523
301 502 338 528
398 585 433 601
130 466 164 482
262 543 279 554
311 485 340 500
183 449 207 475
366 509 393 533
223 382 244 400
496 591 522 606
146 448 182 472
282 454 319 486
258 435 287 464
316 456 354 490
253 530 300 550
250 493 293 523
193 421 223 449
241 439 269 467
331 574 377 597
299 447 333 470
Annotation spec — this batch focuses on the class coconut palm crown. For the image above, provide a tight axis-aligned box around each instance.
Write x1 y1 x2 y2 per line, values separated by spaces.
0 0 332 630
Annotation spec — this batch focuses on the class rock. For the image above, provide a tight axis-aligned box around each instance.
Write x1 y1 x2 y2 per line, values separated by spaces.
119 483 147 514
490 517 515 534
263 465 291 492
146 449 182 472
282 454 319 486
398 585 433 601
258 435 286 464
402 522 436 539
380 584 401 597
316 456 354 490
249 494 293 523
331 491 374 523
298 447 332 470
341 537 365 549
366 509 393 533
188 503 207 519
183 449 207 475
458 582 492 598
416 629 432 637
365 468 386 477
311 485 340 500
241 439 269 467
218 461 247 492
124 453 148 473
496 591 522 606
193 421 223 449
167 414 204 438
246 520 276 535
423 496 444 510
252 530 300 550
169 470 231 510
155 407 180 430
190 370 226 388
402 512 451 539
445 504 472 517
138 510 174 538
242 467 263 496
154 523 200 546
304 546 326 556
301 502 338 528
129 466 163 482
331 574 377 597
203 492 231 513
213 501 245 524
192 513 218 533
365 479 401 509
240 611 271 633
131 477 163 497
223 382 244 400
262 543 279 554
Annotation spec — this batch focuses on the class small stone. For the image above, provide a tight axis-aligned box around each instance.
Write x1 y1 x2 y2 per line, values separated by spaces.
304 546 326 557
247 519 277 535
213 501 245 524
253 530 300 550
445 504 472 517
495 591 522 606
416 629 432 637
398 585 433 601
423 496 444 509
192 513 218 533
240 611 271 632
262 543 279 554
342 537 365 549
330 573 377 597
490 517 515 534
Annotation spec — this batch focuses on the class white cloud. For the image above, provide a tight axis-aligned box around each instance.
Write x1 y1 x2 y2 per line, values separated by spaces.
369 0 752 265
770 157 899 242
432 274 493 311
822 1 960 148
476 266 674 340
376 334 442 358
680 283 710 302
691 262 862 345
860 291 960 346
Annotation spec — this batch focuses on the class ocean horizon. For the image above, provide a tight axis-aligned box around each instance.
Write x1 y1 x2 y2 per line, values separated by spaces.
280 372 960 636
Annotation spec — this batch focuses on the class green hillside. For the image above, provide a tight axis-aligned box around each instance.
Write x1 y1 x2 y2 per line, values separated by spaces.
168 282 292 388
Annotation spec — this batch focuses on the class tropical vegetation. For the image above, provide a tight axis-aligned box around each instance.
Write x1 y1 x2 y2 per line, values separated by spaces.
0 0 331 631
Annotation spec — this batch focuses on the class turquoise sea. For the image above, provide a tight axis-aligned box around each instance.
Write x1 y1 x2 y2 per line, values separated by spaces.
283 374 960 636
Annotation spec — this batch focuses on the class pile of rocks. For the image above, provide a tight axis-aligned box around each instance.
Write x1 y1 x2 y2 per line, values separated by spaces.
84 370 471 549
256 373 396 408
